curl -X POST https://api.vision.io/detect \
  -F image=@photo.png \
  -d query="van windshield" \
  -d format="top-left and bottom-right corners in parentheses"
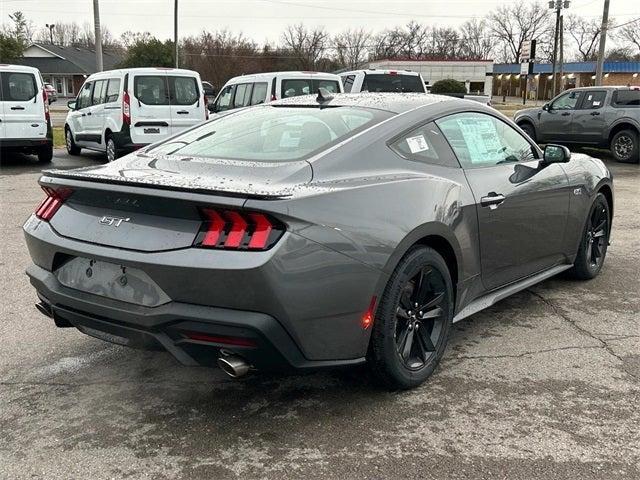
top-left (362, 74), bottom-right (425, 93)
top-left (148, 105), bottom-right (391, 162)
top-left (0, 72), bottom-right (37, 101)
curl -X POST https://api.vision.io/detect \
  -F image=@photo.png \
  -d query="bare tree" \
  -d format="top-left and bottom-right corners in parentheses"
top-left (615, 19), bottom-right (640, 56)
top-left (281, 24), bottom-right (329, 70)
top-left (488, 3), bottom-right (552, 63)
top-left (369, 22), bottom-right (430, 60)
top-left (565, 14), bottom-right (604, 61)
top-left (334, 28), bottom-right (370, 69)
top-left (431, 27), bottom-right (463, 59)
top-left (459, 19), bottom-right (494, 59)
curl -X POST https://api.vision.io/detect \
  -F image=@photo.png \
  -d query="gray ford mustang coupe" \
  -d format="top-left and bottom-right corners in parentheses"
top-left (24, 93), bottom-right (613, 389)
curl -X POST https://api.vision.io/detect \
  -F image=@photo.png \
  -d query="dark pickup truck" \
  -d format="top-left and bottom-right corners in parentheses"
top-left (514, 86), bottom-right (640, 163)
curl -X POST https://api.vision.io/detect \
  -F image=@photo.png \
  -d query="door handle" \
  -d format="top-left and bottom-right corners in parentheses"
top-left (590, 111), bottom-right (600, 116)
top-left (561, 112), bottom-right (571, 116)
top-left (480, 193), bottom-right (506, 209)
top-left (176, 110), bottom-right (189, 114)
top-left (87, 112), bottom-right (92, 116)
top-left (10, 106), bottom-right (25, 110)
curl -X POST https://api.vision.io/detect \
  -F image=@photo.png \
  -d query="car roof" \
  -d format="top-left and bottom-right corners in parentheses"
top-left (341, 69), bottom-right (421, 77)
top-left (270, 92), bottom-right (456, 114)
top-left (86, 67), bottom-right (201, 79)
top-left (226, 71), bottom-right (341, 83)
top-left (0, 64), bottom-right (41, 74)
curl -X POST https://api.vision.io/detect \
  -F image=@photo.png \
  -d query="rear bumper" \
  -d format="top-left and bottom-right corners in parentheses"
top-left (28, 263), bottom-right (365, 371)
top-left (0, 137), bottom-right (52, 149)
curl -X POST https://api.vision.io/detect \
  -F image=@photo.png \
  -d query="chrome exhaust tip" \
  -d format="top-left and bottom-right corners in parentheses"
top-left (217, 354), bottom-right (250, 378)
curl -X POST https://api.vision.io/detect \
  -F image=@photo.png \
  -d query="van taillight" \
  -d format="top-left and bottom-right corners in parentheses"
top-left (194, 208), bottom-right (284, 251)
top-left (35, 187), bottom-right (73, 221)
top-left (122, 90), bottom-right (131, 125)
top-left (42, 89), bottom-right (50, 122)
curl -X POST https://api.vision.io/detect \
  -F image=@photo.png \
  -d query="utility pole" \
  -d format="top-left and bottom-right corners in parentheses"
top-left (174, 0), bottom-right (179, 68)
top-left (45, 23), bottom-right (55, 45)
top-left (559, 15), bottom-right (564, 93)
top-left (93, 0), bottom-right (103, 72)
top-left (549, 1), bottom-right (570, 98)
top-left (595, 0), bottom-right (610, 86)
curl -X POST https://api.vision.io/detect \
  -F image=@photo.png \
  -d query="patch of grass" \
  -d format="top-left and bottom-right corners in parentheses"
top-left (52, 126), bottom-right (64, 148)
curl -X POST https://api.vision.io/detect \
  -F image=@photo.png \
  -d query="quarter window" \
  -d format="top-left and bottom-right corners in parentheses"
top-left (436, 112), bottom-right (537, 168)
top-left (612, 89), bottom-right (640, 106)
top-left (390, 122), bottom-right (459, 167)
top-left (342, 75), bottom-right (355, 93)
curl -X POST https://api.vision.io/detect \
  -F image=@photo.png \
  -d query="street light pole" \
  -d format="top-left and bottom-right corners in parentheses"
top-left (174, 0), bottom-right (179, 68)
top-left (93, 0), bottom-right (103, 72)
top-left (595, 0), bottom-right (610, 86)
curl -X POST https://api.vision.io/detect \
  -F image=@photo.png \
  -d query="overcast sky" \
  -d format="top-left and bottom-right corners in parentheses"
top-left (1, 0), bottom-right (638, 44)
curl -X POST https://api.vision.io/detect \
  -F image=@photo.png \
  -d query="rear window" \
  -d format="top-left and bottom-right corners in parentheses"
top-left (134, 75), bottom-right (168, 105)
top-left (0, 72), bottom-right (37, 101)
top-left (362, 74), bottom-right (425, 93)
top-left (613, 89), bottom-right (640, 107)
top-left (149, 106), bottom-right (390, 162)
top-left (281, 79), bottom-right (340, 98)
top-left (170, 76), bottom-right (199, 105)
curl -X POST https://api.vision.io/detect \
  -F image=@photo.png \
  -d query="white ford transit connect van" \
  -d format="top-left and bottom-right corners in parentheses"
top-left (65, 67), bottom-right (207, 162)
top-left (0, 64), bottom-right (53, 163)
top-left (340, 69), bottom-right (427, 94)
top-left (210, 71), bottom-right (343, 114)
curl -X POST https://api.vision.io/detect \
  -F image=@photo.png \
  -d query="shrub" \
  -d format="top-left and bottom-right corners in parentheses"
top-left (431, 79), bottom-right (467, 95)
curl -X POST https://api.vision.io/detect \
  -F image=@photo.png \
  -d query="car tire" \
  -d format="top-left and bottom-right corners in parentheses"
top-left (368, 246), bottom-right (454, 390)
top-left (106, 135), bottom-right (119, 162)
top-left (569, 193), bottom-right (610, 280)
top-left (610, 129), bottom-right (639, 163)
top-left (37, 145), bottom-right (53, 163)
top-left (519, 122), bottom-right (537, 143)
top-left (65, 128), bottom-right (81, 155)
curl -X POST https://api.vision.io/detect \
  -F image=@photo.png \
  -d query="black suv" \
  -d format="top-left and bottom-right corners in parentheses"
top-left (515, 86), bottom-right (640, 163)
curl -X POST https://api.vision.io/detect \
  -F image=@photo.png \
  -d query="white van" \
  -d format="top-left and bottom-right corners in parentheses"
top-left (0, 64), bottom-right (53, 163)
top-left (65, 67), bottom-right (208, 162)
top-left (340, 69), bottom-right (427, 94)
top-left (210, 71), bottom-right (343, 114)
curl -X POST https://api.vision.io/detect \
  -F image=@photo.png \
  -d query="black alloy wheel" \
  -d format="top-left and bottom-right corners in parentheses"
top-left (570, 193), bottom-right (610, 280)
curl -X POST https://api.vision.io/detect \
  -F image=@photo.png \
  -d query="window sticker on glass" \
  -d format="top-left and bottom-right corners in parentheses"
top-left (587, 94), bottom-right (593, 101)
top-left (593, 101), bottom-right (601, 106)
top-left (456, 118), bottom-right (502, 163)
top-left (406, 134), bottom-right (429, 153)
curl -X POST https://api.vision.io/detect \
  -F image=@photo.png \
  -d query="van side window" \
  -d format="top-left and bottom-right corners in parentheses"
top-left (170, 76), bottom-right (199, 105)
top-left (215, 85), bottom-right (235, 111)
top-left (76, 82), bottom-right (93, 109)
top-left (233, 84), bottom-right (252, 108)
top-left (134, 76), bottom-right (169, 105)
top-left (251, 82), bottom-right (268, 105)
top-left (342, 75), bottom-right (355, 93)
top-left (0, 72), bottom-right (37, 101)
top-left (105, 78), bottom-right (121, 103)
top-left (92, 80), bottom-right (106, 105)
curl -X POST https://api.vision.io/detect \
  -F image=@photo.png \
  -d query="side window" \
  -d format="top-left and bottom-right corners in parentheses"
top-left (105, 78), bottom-right (121, 103)
top-left (612, 89), bottom-right (640, 107)
top-left (313, 79), bottom-right (340, 94)
top-left (76, 82), bottom-right (93, 109)
top-left (436, 112), bottom-right (537, 168)
top-left (580, 91), bottom-right (606, 109)
top-left (134, 75), bottom-right (169, 105)
top-left (390, 122), bottom-right (459, 168)
top-left (342, 75), bottom-right (355, 93)
top-left (170, 76), bottom-right (199, 105)
top-left (250, 82), bottom-right (268, 105)
top-left (233, 83), bottom-right (252, 108)
top-left (551, 90), bottom-right (581, 110)
top-left (215, 84), bottom-right (235, 111)
top-left (91, 79), bottom-right (106, 105)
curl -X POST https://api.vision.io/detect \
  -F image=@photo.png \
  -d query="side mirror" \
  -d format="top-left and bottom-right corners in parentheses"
top-left (67, 100), bottom-right (77, 110)
top-left (542, 103), bottom-right (550, 111)
top-left (207, 103), bottom-right (217, 113)
top-left (543, 144), bottom-right (571, 164)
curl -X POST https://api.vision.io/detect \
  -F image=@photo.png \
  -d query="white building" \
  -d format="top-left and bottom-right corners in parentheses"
top-left (366, 59), bottom-right (494, 96)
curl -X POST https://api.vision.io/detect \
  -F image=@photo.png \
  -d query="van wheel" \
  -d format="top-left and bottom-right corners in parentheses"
top-left (106, 136), bottom-right (119, 162)
top-left (37, 145), bottom-right (53, 163)
top-left (65, 128), bottom-right (81, 155)
top-left (610, 129), bottom-right (639, 163)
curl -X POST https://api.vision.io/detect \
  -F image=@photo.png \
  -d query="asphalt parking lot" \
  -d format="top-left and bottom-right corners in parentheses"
top-left (1, 148), bottom-right (638, 479)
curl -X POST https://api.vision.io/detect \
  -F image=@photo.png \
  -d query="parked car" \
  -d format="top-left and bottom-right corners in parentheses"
top-left (201, 80), bottom-right (216, 101)
top-left (65, 67), bottom-right (208, 162)
top-left (0, 64), bottom-right (53, 163)
top-left (515, 86), bottom-right (640, 163)
top-left (25, 93), bottom-right (613, 389)
top-left (210, 71), bottom-right (343, 114)
top-left (43, 83), bottom-right (57, 103)
top-left (340, 69), bottom-right (427, 93)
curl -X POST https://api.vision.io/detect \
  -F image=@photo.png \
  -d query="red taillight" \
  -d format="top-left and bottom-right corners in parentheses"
top-left (42, 89), bottom-right (50, 122)
top-left (196, 208), bottom-right (284, 251)
top-left (183, 331), bottom-right (257, 347)
top-left (122, 90), bottom-right (131, 125)
top-left (35, 186), bottom-right (73, 221)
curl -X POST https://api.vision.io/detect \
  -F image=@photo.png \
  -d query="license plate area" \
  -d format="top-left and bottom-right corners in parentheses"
top-left (144, 127), bottom-right (160, 134)
top-left (55, 257), bottom-right (170, 307)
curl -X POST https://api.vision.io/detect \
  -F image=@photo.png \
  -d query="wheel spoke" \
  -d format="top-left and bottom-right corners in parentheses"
top-left (586, 241), bottom-right (593, 264)
top-left (593, 242), bottom-right (602, 260)
top-left (400, 328), bottom-right (415, 360)
top-left (399, 289), bottom-right (413, 310)
top-left (417, 326), bottom-right (436, 353)
top-left (593, 229), bottom-right (606, 238)
top-left (413, 267), bottom-right (431, 305)
top-left (419, 291), bottom-right (444, 312)
top-left (420, 307), bottom-right (443, 320)
top-left (396, 307), bottom-right (410, 320)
